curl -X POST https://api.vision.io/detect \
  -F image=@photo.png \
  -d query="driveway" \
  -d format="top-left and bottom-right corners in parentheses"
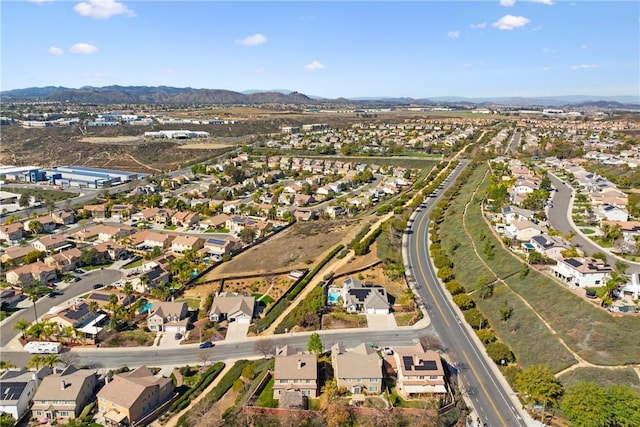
top-left (366, 313), bottom-right (397, 330)
top-left (225, 322), bottom-right (250, 341)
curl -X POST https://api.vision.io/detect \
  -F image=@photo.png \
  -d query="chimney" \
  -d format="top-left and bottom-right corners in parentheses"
top-left (297, 360), bottom-right (304, 369)
top-left (60, 380), bottom-right (66, 390)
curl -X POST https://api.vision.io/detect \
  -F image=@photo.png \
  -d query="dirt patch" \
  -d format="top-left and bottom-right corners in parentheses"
top-left (80, 136), bottom-right (142, 144)
top-left (209, 220), bottom-right (363, 278)
top-left (178, 142), bottom-right (235, 149)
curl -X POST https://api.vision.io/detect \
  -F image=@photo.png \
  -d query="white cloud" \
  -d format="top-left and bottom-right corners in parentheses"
top-left (255, 67), bottom-right (265, 74)
top-left (542, 47), bottom-right (556, 54)
top-left (74, 0), bottom-right (134, 19)
top-left (570, 64), bottom-right (597, 70)
top-left (530, 0), bottom-right (554, 5)
top-left (541, 66), bottom-right (551, 71)
top-left (304, 60), bottom-right (325, 72)
top-left (580, 44), bottom-right (588, 49)
top-left (500, 0), bottom-right (516, 7)
top-left (163, 69), bottom-right (174, 75)
top-left (470, 22), bottom-right (487, 29)
top-left (70, 43), bottom-right (98, 54)
top-left (29, 0), bottom-right (53, 4)
top-left (463, 63), bottom-right (473, 69)
top-left (492, 15), bottom-right (530, 30)
top-left (237, 33), bottom-right (267, 47)
top-left (48, 46), bottom-right (64, 56)
top-left (447, 31), bottom-right (460, 39)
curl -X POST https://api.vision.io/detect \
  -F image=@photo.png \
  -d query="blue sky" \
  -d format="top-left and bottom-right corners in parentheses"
top-left (2, 0), bottom-right (638, 98)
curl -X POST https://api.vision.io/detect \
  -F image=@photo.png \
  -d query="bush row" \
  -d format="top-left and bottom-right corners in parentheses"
top-left (169, 362), bottom-right (225, 413)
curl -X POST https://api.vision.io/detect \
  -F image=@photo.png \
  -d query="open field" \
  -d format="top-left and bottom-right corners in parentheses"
top-left (80, 136), bottom-right (142, 144)
top-left (209, 220), bottom-right (363, 278)
top-left (558, 367), bottom-right (640, 393)
top-left (440, 162), bottom-right (640, 367)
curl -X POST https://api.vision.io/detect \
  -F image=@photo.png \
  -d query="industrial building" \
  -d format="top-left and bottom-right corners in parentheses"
top-left (44, 166), bottom-right (143, 188)
top-left (0, 165), bottom-right (46, 182)
top-left (143, 130), bottom-right (209, 139)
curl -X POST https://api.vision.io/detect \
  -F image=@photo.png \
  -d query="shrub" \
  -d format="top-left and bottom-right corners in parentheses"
top-left (453, 294), bottom-right (475, 310)
top-left (486, 341), bottom-right (515, 364)
top-left (445, 280), bottom-right (466, 295)
top-left (475, 329), bottom-right (497, 344)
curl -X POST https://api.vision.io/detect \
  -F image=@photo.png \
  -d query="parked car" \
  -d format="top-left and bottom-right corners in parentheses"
top-left (199, 341), bottom-right (214, 349)
top-left (174, 333), bottom-right (182, 340)
top-left (92, 283), bottom-right (104, 289)
top-left (382, 347), bottom-right (394, 355)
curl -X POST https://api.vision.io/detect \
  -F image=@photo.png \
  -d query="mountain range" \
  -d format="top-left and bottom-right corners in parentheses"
top-left (1, 86), bottom-right (638, 108)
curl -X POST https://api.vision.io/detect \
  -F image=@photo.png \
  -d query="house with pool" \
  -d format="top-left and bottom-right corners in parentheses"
top-left (327, 276), bottom-right (390, 315)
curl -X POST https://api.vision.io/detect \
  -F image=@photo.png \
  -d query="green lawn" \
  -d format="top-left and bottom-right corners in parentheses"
top-left (254, 377), bottom-right (278, 408)
top-left (176, 298), bottom-right (201, 310)
top-left (122, 257), bottom-right (144, 269)
top-left (252, 293), bottom-right (274, 304)
top-left (579, 228), bottom-right (595, 235)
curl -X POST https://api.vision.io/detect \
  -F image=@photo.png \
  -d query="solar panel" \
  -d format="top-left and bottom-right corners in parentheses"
top-left (207, 238), bottom-right (226, 246)
top-left (415, 360), bottom-right (438, 371)
top-left (1, 382), bottom-right (27, 400)
top-left (402, 356), bottom-right (413, 371)
top-left (565, 258), bottom-right (582, 268)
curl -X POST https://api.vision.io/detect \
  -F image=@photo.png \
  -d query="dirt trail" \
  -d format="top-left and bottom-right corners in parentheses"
top-left (462, 165), bottom-right (639, 377)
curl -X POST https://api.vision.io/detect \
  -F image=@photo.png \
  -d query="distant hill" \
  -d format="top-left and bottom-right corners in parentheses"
top-left (1, 86), bottom-right (638, 108)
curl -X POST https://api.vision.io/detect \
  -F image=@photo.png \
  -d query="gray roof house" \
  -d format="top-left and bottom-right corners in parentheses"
top-left (331, 343), bottom-right (383, 394)
top-left (147, 302), bottom-right (189, 333)
top-left (31, 366), bottom-right (98, 423)
top-left (341, 277), bottom-right (390, 314)
top-left (273, 345), bottom-right (318, 400)
top-left (0, 368), bottom-right (51, 422)
top-left (208, 293), bottom-right (255, 324)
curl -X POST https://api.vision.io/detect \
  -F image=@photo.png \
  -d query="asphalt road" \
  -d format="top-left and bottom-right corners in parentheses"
top-left (546, 173), bottom-right (639, 274)
top-left (405, 163), bottom-right (527, 427)
top-left (0, 268), bottom-right (122, 348)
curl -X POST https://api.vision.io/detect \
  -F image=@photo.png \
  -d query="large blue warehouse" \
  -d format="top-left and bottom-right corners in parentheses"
top-left (44, 166), bottom-right (144, 188)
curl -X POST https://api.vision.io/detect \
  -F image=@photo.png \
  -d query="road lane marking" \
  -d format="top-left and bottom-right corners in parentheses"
top-left (463, 350), bottom-right (507, 427)
top-left (413, 209), bottom-right (449, 326)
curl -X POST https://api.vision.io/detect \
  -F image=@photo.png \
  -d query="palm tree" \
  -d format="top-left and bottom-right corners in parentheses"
top-left (14, 318), bottom-right (30, 339)
top-left (123, 282), bottom-right (134, 319)
top-left (24, 282), bottom-right (48, 323)
top-left (107, 294), bottom-right (119, 330)
top-left (88, 301), bottom-right (100, 344)
top-left (27, 355), bottom-right (45, 370)
top-left (0, 360), bottom-right (15, 371)
top-left (43, 354), bottom-right (60, 369)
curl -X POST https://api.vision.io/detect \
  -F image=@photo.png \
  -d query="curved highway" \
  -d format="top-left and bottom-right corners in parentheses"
top-left (405, 163), bottom-right (528, 427)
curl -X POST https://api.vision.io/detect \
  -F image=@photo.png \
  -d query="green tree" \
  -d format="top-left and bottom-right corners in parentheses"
top-left (307, 332), bottom-right (323, 355)
top-left (607, 385), bottom-right (640, 427)
top-left (241, 363), bottom-right (255, 380)
top-left (239, 227), bottom-right (256, 245)
top-left (27, 354), bottom-right (45, 370)
top-left (88, 301), bottom-right (100, 343)
top-left (515, 365), bottom-right (563, 410)
top-left (24, 283), bottom-right (49, 322)
top-left (452, 294), bottom-right (475, 310)
top-left (0, 412), bottom-right (16, 427)
top-left (485, 341), bottom-right (514, 364)
top-left (499, 302), bottom-right (513, 321)
top-left (43, 354), bottom-right (60, 368)
top-left (561, 382), bottom-right (611, 427)
top-left (14, 318), bottom-right (30, 339)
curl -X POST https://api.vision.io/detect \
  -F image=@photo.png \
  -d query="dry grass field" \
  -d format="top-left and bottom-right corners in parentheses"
top-left (208, 220), bottom-right (363, 279)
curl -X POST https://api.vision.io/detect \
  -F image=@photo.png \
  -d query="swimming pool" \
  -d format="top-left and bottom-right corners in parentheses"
top-left (327, 287), bottom-right (341, 305)
top-left (139, 302), bottom-right (153, 314)
top-left (522, 242), bottom-right (535, 251)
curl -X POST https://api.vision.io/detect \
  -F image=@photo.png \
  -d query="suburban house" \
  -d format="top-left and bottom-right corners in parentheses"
top-left (0, 288), bottom-right (24, 309)
top-left (94, 224), bottom-right (136, 242)
top-left (6, 262), bottom-right (58, 287)
top-left (208, 293), bottom-right (255, 324)
top-left (127, 263), bottom-right (171, 294)
top-left (146, 302), bottom-right (190, 334)
top-left (293, 209), bottom-right (316, 222)
top-left (24, 216), bottom-right (57, 233)
top-left (170, 211), bottom-right (199, 228)
top-left (529, 234), bottom-right (568, 260)
top-left (44, 247), bottom-right (83, 273)
top-left (43, 302), bottom-right (105, 338)
top-left (31, 366), bottom-right (98, 423)
top-left (331, 343), bottom-right (383, 394)
top-left (552, 257), bottom-right (613, 287)
top-left (85, 290), bottom-right (136, 309)
top-left (203, 236), bottom-right (242, 259)
top-left (81, 204), bottom-right (107, 219)
top-left (273, 345), bottom-right (318, 399)
top-left (109, 204), bottom-right (136, 221)
top-left (97, 366), bottom-right (174, 427)
top-left (199, 213), bottom-right (232, 230)
top-left (129, 230), bottom-right (174, 250)
top-left (621, 273), bottom-right (640, 299)
top-left (595, 204), bottom-right (629, 222)
top-left (51, 209), bottom-right (77, 225)
top-left (341, 277), bottom-right (390, 315)
top-left (392, 342), bottom-right (447, 398)
top-left (32, 234), bottom-right (71, 254)
top-left (0, 245), bottom-right (37, 266)
top-left (0, 368), bottom-right (51, 422)
top-left (93, 241), bottom-right (129, 261)
top-left (170, 235), bottom-right (204, 253)
top-left (0, 222), bottom-right (24, 243)
top-left (504, 220), bottom-right (544, 242)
